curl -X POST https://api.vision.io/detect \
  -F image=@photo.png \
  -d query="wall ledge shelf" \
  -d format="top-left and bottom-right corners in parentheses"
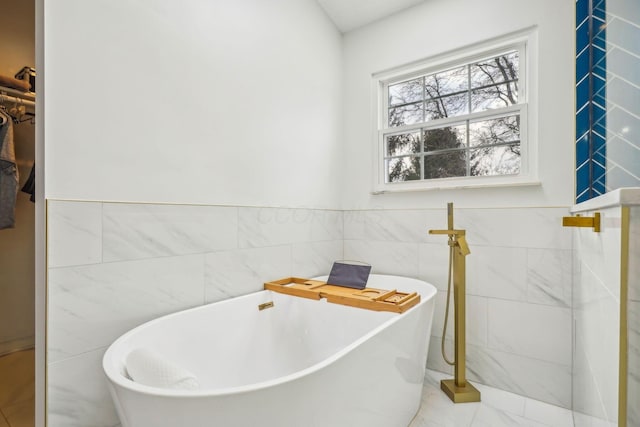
top-left (571, 188), bottom-right (640, 213)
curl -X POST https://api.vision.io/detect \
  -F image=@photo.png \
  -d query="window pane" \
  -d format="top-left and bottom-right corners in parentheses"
top-left (470, 51), bottom-right (519, 88)
top-left (387, 156), bottom-right (422, 182)
top-left (469, 115), bottom-right (520, 147)
top-left (425, 93), bottom-right (469, 120)
top-left (386, 132), bottom-right (421, 156)
top-left (423, 124), bottom-right (467, 152)
top-left (389, 78), bottom-right (423, 106)
top-left (470, 144), bottom-right (520, 176)
top-left (424, 151), bottom-right (467, 179)
top-left (389, 102), bottom-right (423, 127)
top-left (425, 65), bottom-right (468, 98)
top-left (471, 82), bottom-right (518, 112)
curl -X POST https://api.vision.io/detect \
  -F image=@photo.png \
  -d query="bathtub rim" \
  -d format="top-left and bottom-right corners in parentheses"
top-left (102, 274), bottom-right (437, 399)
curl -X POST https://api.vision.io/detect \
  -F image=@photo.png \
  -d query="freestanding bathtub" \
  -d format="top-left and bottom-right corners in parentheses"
top-left (103, 274), bottom-right (437, 427)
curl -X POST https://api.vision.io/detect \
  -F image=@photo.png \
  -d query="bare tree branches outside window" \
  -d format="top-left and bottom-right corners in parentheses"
top-left (384, 50), bottom-right (521, 182)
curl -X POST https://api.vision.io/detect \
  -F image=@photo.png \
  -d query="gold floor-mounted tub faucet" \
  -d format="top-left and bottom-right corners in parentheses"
top-left (429, 203), bottom-right (481, 403)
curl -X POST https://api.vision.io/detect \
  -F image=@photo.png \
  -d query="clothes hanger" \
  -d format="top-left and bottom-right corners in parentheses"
top-left (0, 94), bottom-right (8, 126)
top-left (9, 98), bottom-right (25, 123)
top-left (0, 93), bottom-right (33, 125)
top-left (18, 112), bottom-right (35, 125)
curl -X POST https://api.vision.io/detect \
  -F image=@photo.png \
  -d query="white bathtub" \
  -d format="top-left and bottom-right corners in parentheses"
top-left (103, 274), bottom-right (437, 427)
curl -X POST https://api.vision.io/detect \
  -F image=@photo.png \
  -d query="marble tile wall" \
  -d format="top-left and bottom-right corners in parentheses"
top-left (46, 200), bottom-right (343, 427)
top-left (343, 207), bottom-right (573, 408)
top-left (572, 205), bottom-right (621, 426)
top-left (47, 201), bottom-right (577, 425)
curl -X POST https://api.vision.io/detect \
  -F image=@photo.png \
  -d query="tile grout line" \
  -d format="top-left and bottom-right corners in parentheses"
top-left (605, 100), bottom-right (640, 122)
top-left (607, 13), bottom-right (640, 32)
top-left (606, 72), bottom-right (640, 93)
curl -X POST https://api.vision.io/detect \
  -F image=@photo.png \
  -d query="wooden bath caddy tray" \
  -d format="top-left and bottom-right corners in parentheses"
top-left (264, 277), bottom-right (420, 313)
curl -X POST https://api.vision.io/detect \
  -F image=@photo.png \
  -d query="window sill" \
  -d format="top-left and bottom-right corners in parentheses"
top-left (371, 175), bottom-right (541, 194)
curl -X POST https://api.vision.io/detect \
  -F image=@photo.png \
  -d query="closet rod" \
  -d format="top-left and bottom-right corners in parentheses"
top-left (0, 85), bottom-right (36, 110)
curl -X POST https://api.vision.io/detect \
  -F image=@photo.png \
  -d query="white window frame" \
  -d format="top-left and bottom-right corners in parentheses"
top-left (371, 29), bottom-right (539, 193)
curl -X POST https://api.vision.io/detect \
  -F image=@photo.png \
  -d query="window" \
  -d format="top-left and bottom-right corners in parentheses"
top-left (373, 34), bottom-right (536, 192)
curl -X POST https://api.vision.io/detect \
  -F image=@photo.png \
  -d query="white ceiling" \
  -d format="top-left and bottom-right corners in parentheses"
top-left (316, 0), bottom-right (427, 33)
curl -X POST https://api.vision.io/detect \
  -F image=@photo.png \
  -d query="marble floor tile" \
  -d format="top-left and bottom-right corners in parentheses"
top-left (411, 370), bottom-right (574, 427)
top-left (0, 350), bottom-right (34, 408)
top-left (2, 399), bottom-right (34, 427)
top-left (410, 386), bottom-right (479, 427)
top-left (471, 404), bottom-right (548, 427)
top-left (524, 398), bottom-right (575, 427)
top-left (474, 381), bottom-right (526, 416)
top-left (571, 412), bottom-right (616, 427)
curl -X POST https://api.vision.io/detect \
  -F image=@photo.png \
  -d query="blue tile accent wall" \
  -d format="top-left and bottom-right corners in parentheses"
top-left (576, 0), bottom-right (640, 202)
top-left (575, 0), bottom-right (607, 203)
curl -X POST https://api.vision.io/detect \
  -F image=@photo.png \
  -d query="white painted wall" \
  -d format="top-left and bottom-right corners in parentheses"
top-left (342, 0), bottom-right (575, 209)
top-left (44, 0), bottom-right (343, 209)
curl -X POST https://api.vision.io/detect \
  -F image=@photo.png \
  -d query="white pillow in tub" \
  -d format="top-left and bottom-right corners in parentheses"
top-left (125, 348), bottom-right (200, 390)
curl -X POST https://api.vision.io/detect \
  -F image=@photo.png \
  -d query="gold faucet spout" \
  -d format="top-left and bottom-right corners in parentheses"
top-left (430, 202), bottom-right (479, 403)
top-left (428, 229), bottom-right (470, 256)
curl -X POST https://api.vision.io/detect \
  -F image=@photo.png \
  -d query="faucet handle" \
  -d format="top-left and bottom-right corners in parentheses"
top-left (429, 229), bottom-right (465, 235)
top-left (457, 235), bottom-right (471, 256)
